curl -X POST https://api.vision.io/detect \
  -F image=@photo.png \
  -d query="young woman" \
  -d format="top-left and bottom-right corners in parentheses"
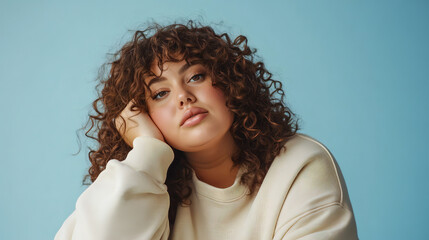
top-left (55, 22), bottom-right (358, 239)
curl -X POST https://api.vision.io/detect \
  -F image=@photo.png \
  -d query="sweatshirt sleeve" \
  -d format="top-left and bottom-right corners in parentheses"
top-left (55, 136), bottom-right (174, 240)
top-left (272, 135), bottom-right (358, 240)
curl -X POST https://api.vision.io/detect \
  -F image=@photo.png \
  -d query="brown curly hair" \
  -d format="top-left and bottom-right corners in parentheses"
top-left (83, 21), bottom-right (299, 225)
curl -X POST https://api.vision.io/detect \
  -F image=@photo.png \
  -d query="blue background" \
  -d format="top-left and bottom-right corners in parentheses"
top-left (1, 0), bottom-right (428, 239)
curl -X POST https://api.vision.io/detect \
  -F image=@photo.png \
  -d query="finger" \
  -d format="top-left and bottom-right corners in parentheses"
top-left (115, 100), bottom-right (135, 131)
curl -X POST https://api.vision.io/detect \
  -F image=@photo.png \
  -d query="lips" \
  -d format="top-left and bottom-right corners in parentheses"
top-left (180, 107), bottom-right (208, 126)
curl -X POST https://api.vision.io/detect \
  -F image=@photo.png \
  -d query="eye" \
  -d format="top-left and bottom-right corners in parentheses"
top-left (189, 73), bottom-right (205, 82)
top-left (151, 90), bottom-right (168, 100)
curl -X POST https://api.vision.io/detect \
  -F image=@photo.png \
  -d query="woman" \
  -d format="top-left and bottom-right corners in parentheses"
top-left (56, 21), bottom-right (358, 239)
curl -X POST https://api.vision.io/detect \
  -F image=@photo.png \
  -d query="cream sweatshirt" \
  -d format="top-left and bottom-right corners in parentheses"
top-left (55, 134), bottom-right (358, 240)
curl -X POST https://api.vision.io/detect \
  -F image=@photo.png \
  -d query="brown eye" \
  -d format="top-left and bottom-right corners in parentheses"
top-left (152, 91), bottom-right (168, 100)
top-left (189, 74), bottom-right (205, 82)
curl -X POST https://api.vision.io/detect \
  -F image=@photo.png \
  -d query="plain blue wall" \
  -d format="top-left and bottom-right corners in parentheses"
top-left (1, 0), bottom-right (428, 239)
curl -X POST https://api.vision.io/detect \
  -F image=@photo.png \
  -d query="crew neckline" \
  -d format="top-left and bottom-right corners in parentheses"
top-left (191, 167), bottom-right (248, 203)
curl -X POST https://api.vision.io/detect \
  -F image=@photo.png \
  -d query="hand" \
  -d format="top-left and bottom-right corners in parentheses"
top-left (115, 100), bottom-right (165, 147)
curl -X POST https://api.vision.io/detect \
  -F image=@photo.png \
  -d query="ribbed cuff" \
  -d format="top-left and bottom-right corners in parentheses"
top-left (122, 137), bottom-right (174, 183)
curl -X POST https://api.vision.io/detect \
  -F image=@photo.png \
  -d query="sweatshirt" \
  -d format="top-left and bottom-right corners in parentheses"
top-left (55, 133), bottom-right (358, 240)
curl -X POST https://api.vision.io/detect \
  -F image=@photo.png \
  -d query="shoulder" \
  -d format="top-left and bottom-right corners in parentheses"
top-left (281, 133), bottom-right (335, 163)
top-left (275, 133), bottom-right (341, 178)
top-left (271, 133), bottom-right (341, 184)
top-left (255, 133), bottom-right (357, 237)
top-left (267, 133), bottom-right (354, 217)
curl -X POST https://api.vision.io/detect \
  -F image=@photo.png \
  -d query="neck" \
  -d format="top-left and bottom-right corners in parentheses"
top-left (184, 133), bottom-right (239, 188)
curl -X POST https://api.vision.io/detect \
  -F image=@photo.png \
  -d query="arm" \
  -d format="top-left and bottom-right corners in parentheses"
top-left (272, 135), bottom-right (358, 240)
top-left (55, 136), bottom-right (174, 240)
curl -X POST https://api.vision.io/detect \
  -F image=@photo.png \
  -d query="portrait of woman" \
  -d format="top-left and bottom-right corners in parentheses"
top-left (1, 1), bottom-right (428, 240)
top-left (54, 22), bottom-right (358, 239)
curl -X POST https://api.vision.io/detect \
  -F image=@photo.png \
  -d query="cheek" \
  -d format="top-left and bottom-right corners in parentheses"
top-left (200, 86), bottom-right (233, 121)
top-left (201, 85), bottom-right (228, 105)
top-left (148, 108), bottom-right (172, 133)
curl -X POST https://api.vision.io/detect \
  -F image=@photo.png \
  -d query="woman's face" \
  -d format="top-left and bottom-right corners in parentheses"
top-left (144, 60), bottom-right (235, 152)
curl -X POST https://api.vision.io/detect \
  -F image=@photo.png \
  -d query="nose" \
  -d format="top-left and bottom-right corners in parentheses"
top-left (177, 88), bottom-right (196, 107)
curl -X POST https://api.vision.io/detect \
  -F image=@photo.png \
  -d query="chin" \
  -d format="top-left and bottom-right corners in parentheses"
top-left (163, 123), bottom-right (231, 152)
top-left (166, 134), bottom-right (218, 152)
top-left (167, 140), bottom-right (209, 153)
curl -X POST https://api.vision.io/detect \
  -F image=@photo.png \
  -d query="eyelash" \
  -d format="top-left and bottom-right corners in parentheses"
top-left (151, 73), bottom-right (205, 100)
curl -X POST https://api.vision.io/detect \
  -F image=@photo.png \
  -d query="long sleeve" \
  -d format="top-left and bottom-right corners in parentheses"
top-left (55, 136), bottom-right (174, 240)
top-left (271, 134), bottom-right (358, 240)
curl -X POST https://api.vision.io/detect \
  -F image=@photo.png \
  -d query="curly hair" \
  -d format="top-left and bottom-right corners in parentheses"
top-left (83, 21), bottom-right (299, 225)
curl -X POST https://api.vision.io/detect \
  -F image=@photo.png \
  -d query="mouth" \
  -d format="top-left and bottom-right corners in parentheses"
top-left (182, 112), bottom-right (208, 127)
top-left (180, 107), bottom-right (209, 126)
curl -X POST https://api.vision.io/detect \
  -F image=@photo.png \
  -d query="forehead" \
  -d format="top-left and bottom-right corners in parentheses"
top-left (144, 58), bottom-right (206, 82)
top-left (149, 60), bottom-right (189, 75)
top-left (144, 64), bottom-right (186, 88)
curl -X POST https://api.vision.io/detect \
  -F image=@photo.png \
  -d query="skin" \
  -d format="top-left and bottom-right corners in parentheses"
top-left (116, 60), bottom-right (239, 188)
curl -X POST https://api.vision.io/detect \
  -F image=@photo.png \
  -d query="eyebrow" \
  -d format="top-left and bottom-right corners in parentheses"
top-left (146, 62), bottom-right (192, 88)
